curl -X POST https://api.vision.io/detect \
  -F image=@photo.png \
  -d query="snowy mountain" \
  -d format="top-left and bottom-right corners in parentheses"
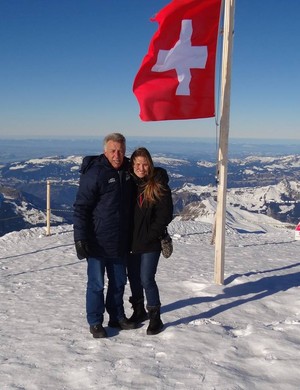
top-left (0, 154), bottom-right (299, 236)
top-left (173, 179), bottom-right (300, 225)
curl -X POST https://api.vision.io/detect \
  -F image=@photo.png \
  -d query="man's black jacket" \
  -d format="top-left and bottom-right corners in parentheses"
top-left (73, 154), bottom-right (134, 258)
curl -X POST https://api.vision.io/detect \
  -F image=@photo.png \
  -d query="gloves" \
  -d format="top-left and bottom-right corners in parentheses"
top-left (75, 240), bottom-right (90, 260)
top-left (161, 233), bottom-right (173, 259)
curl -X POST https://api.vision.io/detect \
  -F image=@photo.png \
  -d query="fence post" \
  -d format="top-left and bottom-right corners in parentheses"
top-left (46, 180), bottom-right (51, 236)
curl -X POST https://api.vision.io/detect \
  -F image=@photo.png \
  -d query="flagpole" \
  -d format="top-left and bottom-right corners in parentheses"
top-left (214, 0), bottom-right (235, 285)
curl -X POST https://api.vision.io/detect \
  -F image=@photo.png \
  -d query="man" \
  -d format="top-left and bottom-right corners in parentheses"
top-left (73, 133), bottom-right (136, 338)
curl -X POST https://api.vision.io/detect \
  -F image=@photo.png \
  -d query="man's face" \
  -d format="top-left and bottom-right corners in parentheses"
top-left (104, 140), bottom-right (125, 169)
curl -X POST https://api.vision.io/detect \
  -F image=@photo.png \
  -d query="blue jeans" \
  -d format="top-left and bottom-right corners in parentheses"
top-left (127, 252), bottom-right (161, 307)
top-left (86, 257), bottom-right (127, 326)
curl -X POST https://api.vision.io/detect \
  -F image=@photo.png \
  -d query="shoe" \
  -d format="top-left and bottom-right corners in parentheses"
top-left (108, 317), bottom-right (137, 330)
top-left (89, 324), bottom-right (107, 338)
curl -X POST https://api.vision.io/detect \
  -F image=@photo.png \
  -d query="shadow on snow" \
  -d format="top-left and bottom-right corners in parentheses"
top-left (163, 263), bottom-right (300, 328)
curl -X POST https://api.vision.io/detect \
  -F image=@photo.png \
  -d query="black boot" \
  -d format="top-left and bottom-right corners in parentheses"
top-left (108, 317), bottom-right (137, 330)
top-left (128, 297), bottom-right (148, 323)
top-left (89, 324), bottom-right (107, 338)
top-left (146, 306), bottom-right (164, 335)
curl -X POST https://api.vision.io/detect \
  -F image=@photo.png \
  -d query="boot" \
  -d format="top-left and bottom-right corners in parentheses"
top-left (128, 297), bottom-right (148, 323)
top-left (146, 306), bottom-right (164, 335)
top-left (108, 317), bottom-right (137, 330)
top-left (89, 324), bottom-right (107, 338)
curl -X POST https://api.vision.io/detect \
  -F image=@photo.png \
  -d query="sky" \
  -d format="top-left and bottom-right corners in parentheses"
top-left (0, 0), bottom-right (299, 140)
top-left (1, 214), bottom-right (300, 389)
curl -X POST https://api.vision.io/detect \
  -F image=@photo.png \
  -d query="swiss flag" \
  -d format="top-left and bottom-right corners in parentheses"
top-left (133, 0), bottom-right (222, 121)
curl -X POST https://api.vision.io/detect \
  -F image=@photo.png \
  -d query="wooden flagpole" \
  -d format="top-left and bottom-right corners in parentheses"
top-left (46, 180), bottom-right (51, 236)
top-left (214, 0), bottom-right (235, 285)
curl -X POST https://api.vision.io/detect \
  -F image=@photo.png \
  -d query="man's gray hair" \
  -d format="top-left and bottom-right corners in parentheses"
top-left (103, 133), bottom-right (126, 150)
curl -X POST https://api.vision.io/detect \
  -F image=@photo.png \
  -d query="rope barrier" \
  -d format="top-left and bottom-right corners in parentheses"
top-left (0, 215), bottom-right (26, 222)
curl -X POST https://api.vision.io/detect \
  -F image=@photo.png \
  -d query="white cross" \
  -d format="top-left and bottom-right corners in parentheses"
top-left (152, 19), bottom-right (208, 96)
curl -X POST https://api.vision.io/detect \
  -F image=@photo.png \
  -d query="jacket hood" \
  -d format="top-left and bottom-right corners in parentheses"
top-left (80, 155), bottom-right (102, 174)
top-left (154, 167), bottom-right (169, 185)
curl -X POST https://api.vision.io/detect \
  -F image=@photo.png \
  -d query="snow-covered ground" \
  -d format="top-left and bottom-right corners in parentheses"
top-left (0, 218), bottom-right (299, 389)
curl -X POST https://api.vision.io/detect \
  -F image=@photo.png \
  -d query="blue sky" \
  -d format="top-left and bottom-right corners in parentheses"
top-left (1, 0), bottom-right (299, 140)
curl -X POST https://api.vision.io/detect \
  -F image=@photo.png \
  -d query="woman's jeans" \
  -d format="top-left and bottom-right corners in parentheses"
top-left (127, 251), bottom-right (161, 307)
top-left (86, 257), bottom-right (127, 326)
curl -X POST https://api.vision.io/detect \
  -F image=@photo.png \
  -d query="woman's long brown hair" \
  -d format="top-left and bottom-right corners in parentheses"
top-left (130, 147), bottom-right (166, 205)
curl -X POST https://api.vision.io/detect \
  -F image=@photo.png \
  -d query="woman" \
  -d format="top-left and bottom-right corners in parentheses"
top-left (127, 147), bottom-right (173, 335)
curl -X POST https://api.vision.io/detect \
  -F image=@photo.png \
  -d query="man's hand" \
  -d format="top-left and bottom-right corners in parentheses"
top-left (75, 240), bottom-right (90, 260)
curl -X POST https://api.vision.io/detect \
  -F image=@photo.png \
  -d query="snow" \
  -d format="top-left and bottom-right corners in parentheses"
top-left (237, 155), bottom-right (300, 168)
top-left (152, 156), bottom-right (190, 166)
top-left (197, 161), bottom-right (216, 168)
top-left (9, 156), bottom-right (83, 171)
top-left (175, 181), bottom-right (300, 216)
top-left (1, 218), bottom-right (300, 390)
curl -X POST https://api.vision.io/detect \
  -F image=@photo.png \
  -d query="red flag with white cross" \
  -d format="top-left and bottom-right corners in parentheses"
top-left (133, 0), bottom-right (222, 121)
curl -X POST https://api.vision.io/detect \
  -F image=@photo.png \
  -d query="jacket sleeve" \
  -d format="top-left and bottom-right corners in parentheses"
top-left (73, 167), bottom-right (100, 242)
top-left (146, 184), bottom-right (173, 243)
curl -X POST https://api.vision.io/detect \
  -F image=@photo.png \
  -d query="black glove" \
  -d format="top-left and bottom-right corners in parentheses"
top-left (161, 233), bottom-right (173, 259)
top-left (75, 240), bottom-right (90, 260)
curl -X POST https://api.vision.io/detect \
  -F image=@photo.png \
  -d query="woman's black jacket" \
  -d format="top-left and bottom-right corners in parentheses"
top-left (131, 167), bottom-right (173, 254)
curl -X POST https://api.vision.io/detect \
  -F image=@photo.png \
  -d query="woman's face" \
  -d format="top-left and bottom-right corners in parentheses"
top-left (133, 156), bottom-right (150, 178)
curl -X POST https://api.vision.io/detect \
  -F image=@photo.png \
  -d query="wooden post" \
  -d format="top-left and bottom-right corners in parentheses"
top-left (46, 180), bottom-right (51, 236)
top-left (214, 0), bottom-right (235, 284)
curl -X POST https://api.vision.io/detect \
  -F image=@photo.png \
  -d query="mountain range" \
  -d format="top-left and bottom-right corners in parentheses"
top-left (0, 152), bottom-right (299, 236)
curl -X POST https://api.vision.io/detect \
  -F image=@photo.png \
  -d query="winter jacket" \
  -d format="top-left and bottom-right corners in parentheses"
top-left (131, 167), bottom-right (173, 254)
top-left (73, 154), bottom-right (134, 258)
